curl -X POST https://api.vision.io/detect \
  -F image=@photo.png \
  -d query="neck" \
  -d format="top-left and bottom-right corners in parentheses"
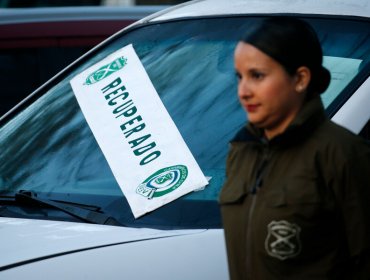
top-left (263, 110), bottom-right (300, 140)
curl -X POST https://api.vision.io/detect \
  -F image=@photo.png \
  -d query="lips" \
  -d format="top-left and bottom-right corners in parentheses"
top-left (245, 104), bottom-right (260, 112)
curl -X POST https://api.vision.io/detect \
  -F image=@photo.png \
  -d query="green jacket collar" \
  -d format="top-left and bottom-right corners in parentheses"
top-left (232, 97), bottom-right (328, 147)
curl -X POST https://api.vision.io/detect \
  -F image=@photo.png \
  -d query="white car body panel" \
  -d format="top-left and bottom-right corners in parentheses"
top-left (332, 77), bottom-right (370, 134)
top-left (0, 218), bottom-right (228, 279)
top-left (148, 0), bottom-right (370, 22)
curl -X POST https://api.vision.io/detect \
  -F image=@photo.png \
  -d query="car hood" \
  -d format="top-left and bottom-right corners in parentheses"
top-left (0, 217), bottom-right (204, 270)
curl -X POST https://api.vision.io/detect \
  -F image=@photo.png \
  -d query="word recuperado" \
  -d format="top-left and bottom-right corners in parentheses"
top-left (101, 77), bottom-right (161, 165)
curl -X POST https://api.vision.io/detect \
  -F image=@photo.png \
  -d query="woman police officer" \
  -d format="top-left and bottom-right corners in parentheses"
top-left (219, 17), bottom-right (370, 279)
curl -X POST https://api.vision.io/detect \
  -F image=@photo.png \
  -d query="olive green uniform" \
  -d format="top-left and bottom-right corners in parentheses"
top-left (219, 97), bottom-right (370, 279)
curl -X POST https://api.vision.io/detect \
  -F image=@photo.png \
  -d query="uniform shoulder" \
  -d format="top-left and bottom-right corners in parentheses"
top-left (313, 119), bottom-right (370, 158)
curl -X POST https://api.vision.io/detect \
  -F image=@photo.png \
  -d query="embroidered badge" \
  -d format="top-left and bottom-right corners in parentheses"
top-left (265, 220), bottom-right (301, 260)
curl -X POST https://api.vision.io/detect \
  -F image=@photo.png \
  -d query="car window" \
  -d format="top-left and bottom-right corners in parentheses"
top-left (0, 16), bottom-right (369, 229)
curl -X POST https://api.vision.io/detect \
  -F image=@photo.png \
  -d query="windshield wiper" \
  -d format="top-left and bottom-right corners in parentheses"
top-left (4, 190), bottom-right (123, 226)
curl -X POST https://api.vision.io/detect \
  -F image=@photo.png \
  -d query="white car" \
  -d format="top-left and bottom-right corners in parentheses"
top-left (0, 0), bottom-right (369, 279)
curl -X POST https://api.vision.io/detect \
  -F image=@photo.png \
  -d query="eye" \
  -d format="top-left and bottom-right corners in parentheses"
top-left (250, 70), bottom-right (265, 80)
top-left (235, 71), bottom-right (241, 81)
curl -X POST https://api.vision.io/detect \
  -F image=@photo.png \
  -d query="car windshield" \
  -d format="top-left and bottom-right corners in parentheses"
top-left (0, 16), bottom-right (369, 229)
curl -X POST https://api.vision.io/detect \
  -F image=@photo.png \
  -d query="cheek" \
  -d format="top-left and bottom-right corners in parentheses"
top-left (263, 79), bottom-right (286, 96)
top-left (261, 77), bottom-right (295, 103)
top-left (260, 82), bottom-right (297, 117)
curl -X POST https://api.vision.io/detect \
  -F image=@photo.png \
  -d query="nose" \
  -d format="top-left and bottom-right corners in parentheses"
top-left (238, 78), bottom-right (252, 100)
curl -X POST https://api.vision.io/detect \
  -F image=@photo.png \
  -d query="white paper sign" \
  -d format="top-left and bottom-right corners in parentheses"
top-left (70, 44), bottom-right (208, 218)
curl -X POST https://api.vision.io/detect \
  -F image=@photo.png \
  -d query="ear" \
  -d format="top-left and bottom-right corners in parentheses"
top-left (294, 66), bottom-right (311, 93)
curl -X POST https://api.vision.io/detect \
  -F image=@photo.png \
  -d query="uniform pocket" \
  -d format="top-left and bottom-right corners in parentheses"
top-left (219, 178), bottom-right (248, 205)
top-left (265, 179), bottom-right (321, 207)
top-left (265, 189), bottom-right (286, 207)
top-left (264, 180), bottom-right (323, 225)
top-left (285, 179), bottom-right (321, 205)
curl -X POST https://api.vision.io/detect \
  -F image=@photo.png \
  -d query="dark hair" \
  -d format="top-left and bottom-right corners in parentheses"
top-left (241, 17), bottom-right (331, 95)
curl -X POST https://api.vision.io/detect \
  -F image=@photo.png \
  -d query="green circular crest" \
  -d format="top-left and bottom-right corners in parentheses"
top-left (136, 165), bottom-right (188, 199)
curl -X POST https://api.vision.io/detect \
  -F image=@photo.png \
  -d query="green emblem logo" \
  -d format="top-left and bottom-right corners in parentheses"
top-left (84, 56), bottom-right (127, 85)
top-left (136, 165), bottom-right (188, 199)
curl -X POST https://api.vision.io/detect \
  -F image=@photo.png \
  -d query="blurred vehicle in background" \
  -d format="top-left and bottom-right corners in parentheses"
top-left (0, 0), bottom-right (186, 8)
top-left (0, 0), bottom-right (101, 7)
top-left (0, 5), bottom-right (167, 115)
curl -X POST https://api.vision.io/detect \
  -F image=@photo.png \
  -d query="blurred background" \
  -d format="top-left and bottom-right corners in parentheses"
top-left (0, 0), bottom-right (187, 6)
top-left (0, 0), bottom-right (186, 116)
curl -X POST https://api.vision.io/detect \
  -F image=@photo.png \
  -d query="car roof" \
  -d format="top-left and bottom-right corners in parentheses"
top-left (0, 5), bottom-right (167, 24)
top-left (0, 6), bottom-right (168, 48)
top-left (147, 0), bottom-right (370, 22)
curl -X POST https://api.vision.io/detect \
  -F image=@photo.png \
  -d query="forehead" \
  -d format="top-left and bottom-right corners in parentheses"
top-left (234, 42), bottom-right (277, 68)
